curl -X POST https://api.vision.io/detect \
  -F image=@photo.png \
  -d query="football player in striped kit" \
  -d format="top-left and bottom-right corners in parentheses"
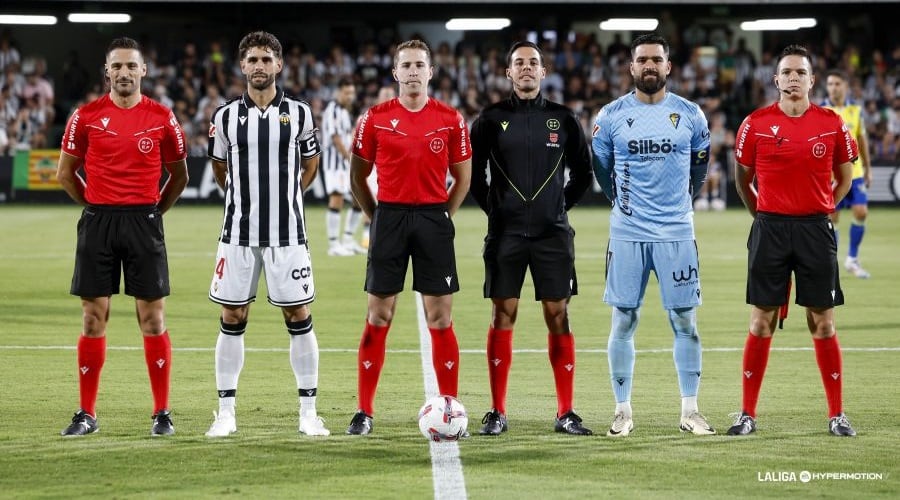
top-left (205, 31), bottom-right (329, 437)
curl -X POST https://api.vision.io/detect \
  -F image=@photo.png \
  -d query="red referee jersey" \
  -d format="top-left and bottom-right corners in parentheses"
top-left (734, 102), bottom-right (858, 216)
top-left (352, 97), bottom-right (471, 205)
top-left (61, 94), bottom-right (187, 205)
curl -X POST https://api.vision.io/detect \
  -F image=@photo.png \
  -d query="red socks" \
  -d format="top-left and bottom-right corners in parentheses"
top-left (486, 328), bottom-right (513, 414)
top-left (741, 333), bottom-right (772, 418)
top-left (429, 324), bottom-right (459, 398)
top-left (357, 321), bottom-right (389, 415)
top-left (143, 331), bottom-right (172, 413)
top-left (77, 335), bottom-right (106, 417)
top-left (814, 335), bottom-right (844, 418)
top-left (548, 332), bottom-right (575, 417)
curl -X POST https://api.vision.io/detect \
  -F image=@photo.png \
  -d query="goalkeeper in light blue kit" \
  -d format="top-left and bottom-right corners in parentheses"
top-left (591, 33), bottom-right (714, 437)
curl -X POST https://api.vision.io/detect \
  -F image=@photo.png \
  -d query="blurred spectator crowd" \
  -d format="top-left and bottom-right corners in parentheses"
top-left (2, 25), bottom-right (899, 169)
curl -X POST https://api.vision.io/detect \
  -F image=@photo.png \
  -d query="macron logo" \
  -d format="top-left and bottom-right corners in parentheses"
top-left (80, 366), bottom-right (89, 375)
top-left (744, 370), bottom-right (753, 379)
top-left (100, 117), bottom-right (110, 128)
top-left (831, 372), bottom-right (840, 380)
top-left (390, 119), bottom-right (400, 129)
top-left (362, 360), bottom-right (372, 369)
top-left (444, 361), bottom-right (455, 370)
top-left (156, 359), bottom-right (166, 369)
top-left (491, 358), bottom-right (502, 367)
top-left (565, 363), bottom-right (574, 372)
top-left (445, 276), bottom-right (453, 288)
top-left (239, 116), bottom-right (248, 126)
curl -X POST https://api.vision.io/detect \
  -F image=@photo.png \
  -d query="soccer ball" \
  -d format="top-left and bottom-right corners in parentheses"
top-left (417, 395), bottom-right (468, 442)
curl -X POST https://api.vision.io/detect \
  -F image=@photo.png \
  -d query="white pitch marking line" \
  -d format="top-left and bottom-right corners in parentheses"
top-left (415, 292), bottom-right (467, 500)
top-left (2, 346), bottom-right (897, 353)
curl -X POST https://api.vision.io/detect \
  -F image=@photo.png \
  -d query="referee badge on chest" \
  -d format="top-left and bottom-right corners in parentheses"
top-left (279, 112), bottom-right (291, 126)
top-left (138, 137), bottom-right (154, 154)
top-left (429, 137), bottom-right (445, 153)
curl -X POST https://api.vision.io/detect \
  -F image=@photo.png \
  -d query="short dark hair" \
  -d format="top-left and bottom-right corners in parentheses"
top-left (336, 76), bottom-right (354, 88)
top-left (776, 44), bottom-right (812, 70)
top-left (106, 37), bottom-right (140, 58)
top-left (506, 41), bottom-right (543, 67)
top-left (238, 31), bottom-right (283, 61)
top-left (630, 33), bottom-right (669, 59)
top-left (825, 68), bottom-right (847, 81)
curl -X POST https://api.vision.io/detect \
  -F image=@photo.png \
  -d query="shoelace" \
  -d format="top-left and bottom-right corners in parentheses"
top-left (728, 412), bottom-right (747, 424)
top-left (482, 411), bottom-right (499, 424)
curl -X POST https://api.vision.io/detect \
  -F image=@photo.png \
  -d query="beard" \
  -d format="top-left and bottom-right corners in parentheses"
top-left (248, 73), bottom-right (276, 91)
top-left (111, 79), bottom-right (138, 98)
top-left (635, 71), bottom-right (666, 95)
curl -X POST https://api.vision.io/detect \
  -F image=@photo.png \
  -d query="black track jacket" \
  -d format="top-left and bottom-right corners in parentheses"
top-left (470, 92), bottom-right (593, 237)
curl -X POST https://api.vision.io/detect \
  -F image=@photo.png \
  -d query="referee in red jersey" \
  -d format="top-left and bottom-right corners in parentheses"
top-left (729, 44), bottom-right (857, 437)
top-left (346, 39), bottom-right (472, 435)
top-left (56, 37), bottom-right (188, 437)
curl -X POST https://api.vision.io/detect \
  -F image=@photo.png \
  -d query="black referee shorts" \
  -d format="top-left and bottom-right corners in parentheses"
top-left (70, 205), bottom-right (170, 299)
top-left (483, 228), bottom-right (577, 301)
top-left (365, 202), bottom-right (458, 296)
top-left (746, 212), bottom-right (843, 309)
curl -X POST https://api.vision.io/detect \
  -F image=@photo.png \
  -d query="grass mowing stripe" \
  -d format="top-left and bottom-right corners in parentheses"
top-left (416, 292), bottom-right (468, 500)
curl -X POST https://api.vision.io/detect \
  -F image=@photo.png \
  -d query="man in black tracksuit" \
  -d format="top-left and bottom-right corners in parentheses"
top-left (469, 41), bottom-right (594, 437)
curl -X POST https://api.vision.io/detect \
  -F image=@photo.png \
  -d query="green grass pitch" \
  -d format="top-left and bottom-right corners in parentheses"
top-left (1, 203), bottom-right (898, 498)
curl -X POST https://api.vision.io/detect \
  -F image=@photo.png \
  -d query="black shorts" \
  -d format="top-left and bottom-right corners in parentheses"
top-left (483, 229), bottom-right (577, 301)
top-left (365, 202), bottom-right (458, 295)
top-left (70, 205), bottom-right (170, 299)
top-left (746, 212), bottom-right (843, 308)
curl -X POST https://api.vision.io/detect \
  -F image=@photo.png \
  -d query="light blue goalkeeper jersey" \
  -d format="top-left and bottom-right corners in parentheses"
top-left (592, 91), bottom-right (710, 242)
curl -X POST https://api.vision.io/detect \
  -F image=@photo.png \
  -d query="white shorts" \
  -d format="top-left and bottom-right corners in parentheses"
top-left (209, 243), bottom-right (315, 307)
top-left (323, 153), bottom-right (351, 196)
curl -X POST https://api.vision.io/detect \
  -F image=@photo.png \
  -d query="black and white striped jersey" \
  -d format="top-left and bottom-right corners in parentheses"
top-left (208, 88), bottom-right (321, 247)
top-left (320, 99), bottom-right (353, 171)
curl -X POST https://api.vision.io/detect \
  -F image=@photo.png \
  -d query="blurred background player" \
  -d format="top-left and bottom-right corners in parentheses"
top-left (322, 77), bottom-right (365, 256)
top-left (205, 31), bottom-right (329, 438)
top-left (56, 36), bottom-right (188, 437)
top-left (693, 110), bottom-right (732, 212)
top-left (823, 69), bottom-right (872, 279)
top-left (469, 41), bottom-right (594, 436)
top-left (592, 33), bottom-right (715, 438)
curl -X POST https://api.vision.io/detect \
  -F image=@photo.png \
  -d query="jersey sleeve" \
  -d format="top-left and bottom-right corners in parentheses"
top-left (298, 103), bottom-right (321, 160)
top-left (835, 117), bottom-right (859, 165)
top-left (208, 107), bottom-right (227, 162)
top-left (563, 110), bottom-right (593, 210)
top-left (60, 107), bottom-right (87, 159)
top-left (352, 108), bottom-right (375, 162)
top-left (691, 104), bottom-right (711, 156)
top-left (591, 106), bottom-right (615, 199)
top-left (733, 115), bottom-right (755, 167)
top-left (448, 111), bottom-right (472, 164)
top-left (160, 110), bottom-right (187, 163)
top-left (468, 113), bottom-right (491, 212)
